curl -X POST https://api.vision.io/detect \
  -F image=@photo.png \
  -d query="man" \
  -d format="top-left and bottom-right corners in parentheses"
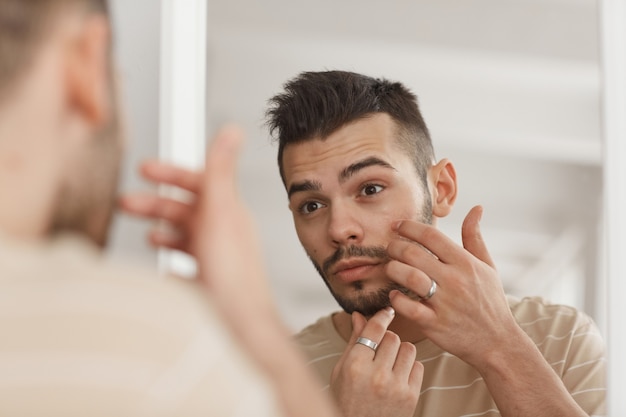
top-left (0, 1), bottom-right (341, 416)
top-left (125, 70), bottom-right (606, 417)
top-left (265, 70), bottom-right (607, 417)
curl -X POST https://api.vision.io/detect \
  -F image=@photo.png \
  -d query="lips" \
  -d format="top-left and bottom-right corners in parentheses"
top-left (331, 258), bottom-right (383, 283)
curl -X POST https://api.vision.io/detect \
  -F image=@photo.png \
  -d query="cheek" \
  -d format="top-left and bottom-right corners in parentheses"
top-left (372, 204), bottom-right (415, 227)
top-left (382, 189), bottom-right (427, 222)
top-left (369, 205), bottom-right (424, 242)
top-left (294, 222), bottom-right (321, 256)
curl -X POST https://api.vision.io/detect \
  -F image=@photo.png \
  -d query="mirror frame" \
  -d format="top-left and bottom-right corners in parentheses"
top-left (601, 0), bottom-right (626, 413)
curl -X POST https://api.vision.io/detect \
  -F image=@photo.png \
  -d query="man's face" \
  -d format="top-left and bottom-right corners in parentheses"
top-left (283, 113), bottom-right (432, 316)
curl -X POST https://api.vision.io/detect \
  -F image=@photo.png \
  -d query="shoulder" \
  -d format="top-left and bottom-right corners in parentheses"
top-left (508, 295), bottom-right (605, 368)
top-left (509, 295), bottom-right (600, 336)
top-left (0, 235), bottom-right (284, 416)
top-left (507, 297), bottom-right (606, 413)
top-left (1, 232), bottom-right (231, 350)
top-left (293, 313), bottom-right (345, 378)
top-left (294, 312), bottom-right (348, 351)
top-left (11, 233), bottom-right (212, 314)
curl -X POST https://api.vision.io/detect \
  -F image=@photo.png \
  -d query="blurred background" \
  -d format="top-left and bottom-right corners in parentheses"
top-left (107, 0), bottom-right (605, 335)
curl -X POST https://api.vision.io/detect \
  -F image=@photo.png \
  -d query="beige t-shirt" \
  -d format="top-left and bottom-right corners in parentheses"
top-left (295, 296), bottom-right (606, 417)
top-left (0, 234), bottom-right (283, 417)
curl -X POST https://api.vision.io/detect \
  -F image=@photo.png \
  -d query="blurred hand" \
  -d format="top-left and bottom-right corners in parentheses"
top-left (128, 126), bottom-right (340, 417)
top-left (119, 159), bottom-right (201, 256)
top-left (195, 126), bottom-right (278, 324)
top-left (120, 126), bottom-right (278, 337)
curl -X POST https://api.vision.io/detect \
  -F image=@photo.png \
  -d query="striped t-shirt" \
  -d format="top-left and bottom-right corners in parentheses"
top-left (295, 296), bottom-right (606, 417)
top-left (0, 234), bottom-right (283, 417)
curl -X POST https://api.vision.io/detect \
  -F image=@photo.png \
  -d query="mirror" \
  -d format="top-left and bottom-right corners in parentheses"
top-left (109, 0), bottom-right (621, 411)
top-left (202, 0), bottom-right (604, 333)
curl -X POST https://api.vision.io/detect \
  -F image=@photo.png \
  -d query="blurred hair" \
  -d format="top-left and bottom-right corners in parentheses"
top-left (265, 70), bottom-right (435, 188)
top-left (0, 0), bottom-right (109, 100)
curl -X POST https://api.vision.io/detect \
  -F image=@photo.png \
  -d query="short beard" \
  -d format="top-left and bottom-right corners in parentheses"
top-left (307, 201), bottom-right (433, 317)
top-left (336, 281), bottom-right (413, 317)
top-left (309, 245), bottom-right (415, 317)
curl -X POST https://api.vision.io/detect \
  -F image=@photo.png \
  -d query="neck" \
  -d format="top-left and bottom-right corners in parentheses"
top-left (0, 158), bottom-right (56, 241)
top-left (332, 310), bottom-right (427, 344)
top-left (0, 101), bottom-right (60, 241)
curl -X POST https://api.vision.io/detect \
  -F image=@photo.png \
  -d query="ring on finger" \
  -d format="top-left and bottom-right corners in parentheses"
top-left (420, 279), bottom-right (437, 301)
top-left (355, 336), bottom-right (378, 352)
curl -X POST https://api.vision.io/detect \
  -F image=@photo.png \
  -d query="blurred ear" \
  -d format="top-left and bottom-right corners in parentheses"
top-left (429, 158), bottom-right (457, 218)
top-left (64, 15), bottom-right (112, 129)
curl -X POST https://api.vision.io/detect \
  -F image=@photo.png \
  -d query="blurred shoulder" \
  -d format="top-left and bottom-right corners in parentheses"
top-left (0, 233), bottom-right (285, 416)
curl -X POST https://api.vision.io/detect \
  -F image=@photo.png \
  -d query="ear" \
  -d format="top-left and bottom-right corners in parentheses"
top-left (429, 158), bottom-right (457, 218)
top-left (64, 15), bottom-right (112, 129)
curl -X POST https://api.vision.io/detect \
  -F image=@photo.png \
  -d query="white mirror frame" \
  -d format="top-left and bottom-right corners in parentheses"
top-left (601, 0), bottom-right (626, 414)
top-left (158, 0), bottom-right (207, 276)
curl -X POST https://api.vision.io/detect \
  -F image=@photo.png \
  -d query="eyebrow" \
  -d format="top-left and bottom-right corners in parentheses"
top-left (287, 156), bottom-right (396, 199)
top-left (288, 179), bottom-right (322, 198)
top-left (339, 157), bottom-right (396, 182)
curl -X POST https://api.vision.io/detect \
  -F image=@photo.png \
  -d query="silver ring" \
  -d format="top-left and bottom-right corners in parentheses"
top-left (420, 279), bottom-right (437, 301)
top-left (355, 336), bottom-right (378, 352)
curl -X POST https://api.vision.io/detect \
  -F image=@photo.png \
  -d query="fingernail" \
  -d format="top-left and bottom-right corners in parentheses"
top-left (392, 220), bottom-right (402, 231)
top-left (385, 306), bottom-right (395, 317)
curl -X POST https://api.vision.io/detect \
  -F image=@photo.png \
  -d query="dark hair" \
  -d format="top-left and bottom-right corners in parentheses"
top-left (0, 0), bottom-right (109, 100)
top-left (265, 70), bottom-right (435, 188)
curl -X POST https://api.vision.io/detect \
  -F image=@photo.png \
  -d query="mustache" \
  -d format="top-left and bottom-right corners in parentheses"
top-left (322, 245), bottom-right (389, 277)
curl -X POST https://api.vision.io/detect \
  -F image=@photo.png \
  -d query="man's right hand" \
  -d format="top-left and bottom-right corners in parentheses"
top-left (330, 307), bottom-right (423, 417)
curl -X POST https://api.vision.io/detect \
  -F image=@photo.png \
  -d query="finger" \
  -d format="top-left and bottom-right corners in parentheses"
top-left (119, 194), bottom-right (193, 224)
top-left (348, 311), bottom-right (368, 344)
top-left (148, 228), bottom-right (189, 253)
top-left (389, 290), bottom-right (435, 325)
top-left (333, 311), bottom-right (369, 374)
top-left (202, 125), bottom-right (245, 217)
top-left (409, 360), bottom-right (425, 389)
top-left (386, 260), bottom-right (438, 300)
top-left (461, 205), bottom-right (495, 268)
top-left (372, 330), bottom-right (401, 368)
top-left (353, 306), bottom-right (395, 353)
top-left (393, 342), bottom-right (418, 382)
top-left (195, 124), bottom-right (251, 276)
top-left (139, 160), bottom-right (201, 193)
top-left (392, 220), bottom-right (462, 265)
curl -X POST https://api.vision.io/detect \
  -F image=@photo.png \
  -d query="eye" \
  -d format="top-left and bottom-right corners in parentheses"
top-left (360, 184), bottom-right (384, 196)
top-left (300, 201), bottom-right (324, 214)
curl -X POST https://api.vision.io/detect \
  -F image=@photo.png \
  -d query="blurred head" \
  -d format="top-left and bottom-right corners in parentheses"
top-left (266, 71), bottom-right (457, 316)
top-left (0, 0), bottom-right (123, 247)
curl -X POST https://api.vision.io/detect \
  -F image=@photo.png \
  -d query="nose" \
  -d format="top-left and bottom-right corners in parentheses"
top-left (327, 201), bottom-right (364, 246)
